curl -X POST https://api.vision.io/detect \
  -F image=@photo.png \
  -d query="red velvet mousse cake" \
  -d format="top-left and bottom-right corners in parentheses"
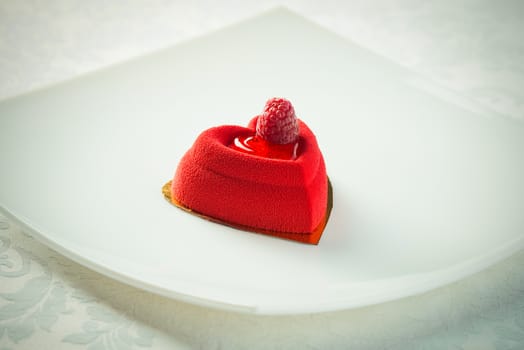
top-left (163, 98), bottom-right (332, 244)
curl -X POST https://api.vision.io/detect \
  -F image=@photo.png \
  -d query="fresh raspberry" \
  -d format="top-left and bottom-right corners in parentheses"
top-left (256, 97), bottom-right (299, 145)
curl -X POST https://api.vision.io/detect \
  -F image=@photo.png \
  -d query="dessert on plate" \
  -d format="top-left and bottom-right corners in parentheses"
top-left (163, 97), bottom-right (331, 244)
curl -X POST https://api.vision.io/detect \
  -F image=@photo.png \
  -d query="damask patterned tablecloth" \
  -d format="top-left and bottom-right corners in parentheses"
top-left (1, 1), bottom-right (523, 349)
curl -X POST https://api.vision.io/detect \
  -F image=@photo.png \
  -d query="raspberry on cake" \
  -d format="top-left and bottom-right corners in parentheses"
top-left (163, 98), bottom-right (332, 244)
top-left (232, 97), bottom-right (300, 160)
top-left (256, 97), bottom-right (299, 145)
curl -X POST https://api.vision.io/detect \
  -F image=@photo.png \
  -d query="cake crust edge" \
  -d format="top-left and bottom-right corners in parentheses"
top-left (162, 179), bottom-right (333, 245)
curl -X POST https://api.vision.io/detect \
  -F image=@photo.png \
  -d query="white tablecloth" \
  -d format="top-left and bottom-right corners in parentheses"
top-left (1, 1), bottom-right (523, 349)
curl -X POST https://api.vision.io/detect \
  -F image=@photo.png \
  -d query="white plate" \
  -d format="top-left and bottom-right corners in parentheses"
top-left (1, 8), bottom-right (523, 315)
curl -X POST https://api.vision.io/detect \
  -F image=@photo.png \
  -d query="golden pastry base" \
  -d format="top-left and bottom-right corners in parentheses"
top-left (162, 179), bottom-right (332, 245)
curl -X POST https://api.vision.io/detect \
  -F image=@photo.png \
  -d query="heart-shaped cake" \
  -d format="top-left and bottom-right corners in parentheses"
top-left (163, 98), bottom-right (332, 244)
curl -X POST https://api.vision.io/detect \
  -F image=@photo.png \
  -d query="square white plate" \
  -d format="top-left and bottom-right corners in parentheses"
top-left (1, 8), bottom-right (523, 314)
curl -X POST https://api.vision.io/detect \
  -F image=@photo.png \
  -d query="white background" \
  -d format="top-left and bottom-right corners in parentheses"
top-left (1, 1), bottom-right (523, 349)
